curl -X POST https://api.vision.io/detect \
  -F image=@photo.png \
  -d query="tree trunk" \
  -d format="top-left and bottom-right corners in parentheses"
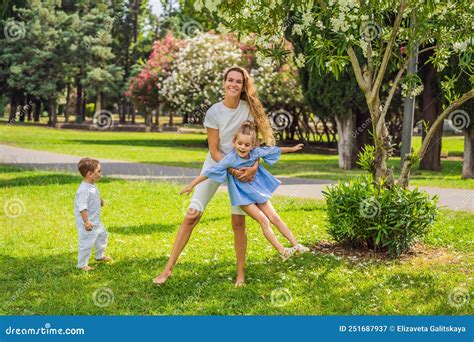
top-left (462, 126), bottom-right (474, 179)
top-left (145, 110), bottom-right (152, 127)
top-left (95, 93), bottom-right (102, 115)
top-left (372, 114), bottom-right (395, 188)
top-left (8, 97), bottom-right (17, 123)
top-left (335, 109), bottom-right (357, 170)
top-left (48, 97), bottom-right (57, 127)
top-left (82, 91), bottom-right (86, 122)
top-left (154, 106), bottom-right (160, 126)
top-left (76, 77), bottom-right (83, 123)
top-left (131, 105), bottom-right (136, 124)
top-left (419, 50), bottom-right (442, 171)
top-left (18, 95), bottom-right (25, 122)
top-left (26, 98), bottom-right (33, 122)
top-left (33, 98), bottom-right (41, 122)
top-left (169, 111), bottom-right (174, 126)
top-left (65, 83), bottom-right (71, 123)
top-left (119, 100), bottom-right (126, 124)
top-left (355, 109), bottom-right (372, 154)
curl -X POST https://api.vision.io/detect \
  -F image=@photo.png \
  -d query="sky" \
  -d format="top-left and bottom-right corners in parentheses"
top-left (148, 0), bottom-right (180, 17)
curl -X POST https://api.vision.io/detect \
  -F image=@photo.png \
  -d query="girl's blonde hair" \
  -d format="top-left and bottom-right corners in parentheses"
top-left (223, 66), bottom-right (275, 146)
top-left (233, 120), bottom-right (258, 147)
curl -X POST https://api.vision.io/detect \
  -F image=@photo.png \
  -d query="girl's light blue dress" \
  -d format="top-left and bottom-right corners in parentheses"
top-left (203, 146), bottom-right (282, 206)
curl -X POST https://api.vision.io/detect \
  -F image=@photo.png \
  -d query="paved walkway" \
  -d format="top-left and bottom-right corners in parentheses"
top-left (1, 144), bottom-right (473, 211)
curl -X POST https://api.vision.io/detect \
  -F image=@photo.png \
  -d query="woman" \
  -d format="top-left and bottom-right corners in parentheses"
top-left (153, 66), bottom-right (275, 287)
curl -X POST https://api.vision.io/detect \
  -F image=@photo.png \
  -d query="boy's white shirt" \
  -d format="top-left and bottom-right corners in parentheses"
top-left (202, 99), bottom-right (253, 171)
top-left (74, 181), bottom-right (103, 229)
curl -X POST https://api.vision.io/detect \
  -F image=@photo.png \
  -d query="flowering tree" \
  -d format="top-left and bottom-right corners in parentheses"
top-left (251, 59), bottom-right (312, 142)
top-left (160, 32), bottom-right (242, 123)
top-left (125, 32), bottom-right (182, 126)
top-left (196, 0), bottom-right (474, 187)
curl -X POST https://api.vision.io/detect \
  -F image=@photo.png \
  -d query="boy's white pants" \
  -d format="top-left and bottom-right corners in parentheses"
top-left (77, 225), bottom-right (108, 268)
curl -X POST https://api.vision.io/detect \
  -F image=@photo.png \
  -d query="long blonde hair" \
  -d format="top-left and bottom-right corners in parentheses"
top-left (223, 66), bottom-right (275, 146)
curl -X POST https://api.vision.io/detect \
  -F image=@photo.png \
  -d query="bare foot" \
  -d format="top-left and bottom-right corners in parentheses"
top-left (234, 277), bottom-right (246, 287)
top-left (95, 256), bottom-right (112, 262)
top-left (153, 270), bottom-right (172, 286)
top-left (80, 266), bottom-right (94, 271)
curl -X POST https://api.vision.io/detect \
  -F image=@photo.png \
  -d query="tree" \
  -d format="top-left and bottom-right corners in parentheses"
top-left (125, 31), bottom-right (182, 127)
top-left (1, 1), bottom-right (72, 126)
top-left (284, 20), bottom-right (371, 169)
top-left (160, 32), bottom-right (242, 124)
top-left (418, 48), bottom-right (442, 171)
top-left (67, 1), bottom-right (124, 123)
top-left (196, 0), bottom-right (474, 188)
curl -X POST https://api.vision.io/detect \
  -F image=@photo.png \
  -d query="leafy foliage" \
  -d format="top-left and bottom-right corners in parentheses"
top-left (323, 175), bottom-right (438, 256)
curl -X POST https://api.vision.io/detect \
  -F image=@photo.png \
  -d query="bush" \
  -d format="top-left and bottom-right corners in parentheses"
top-left (322, 175), bottom-right (438, 256)
top-left (85, 103), bottom-right (95, 118)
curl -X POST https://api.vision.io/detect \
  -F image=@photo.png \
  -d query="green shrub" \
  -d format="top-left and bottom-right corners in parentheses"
top-left (322, 175), bottom-right (438, 256)
top-left (85, 103), bottom-right (95, 118)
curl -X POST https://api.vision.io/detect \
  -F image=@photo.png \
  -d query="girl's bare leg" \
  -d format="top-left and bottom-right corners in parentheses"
top-left (257, 201), bottom-right (298, 246)
top-left (153, 209), bottom-right (202, 285)
top-left (232, 214), bottom-right (247, 286)
top-left (240, 204), bottom-right (285, 253)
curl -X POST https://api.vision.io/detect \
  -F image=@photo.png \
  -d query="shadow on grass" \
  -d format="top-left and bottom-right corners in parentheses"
top-left (0, 173), bottom-right (114, 188)
top-left (69, 139), bottom-right (208, 149)
top-left (1, 251), bottom-right (465, 315)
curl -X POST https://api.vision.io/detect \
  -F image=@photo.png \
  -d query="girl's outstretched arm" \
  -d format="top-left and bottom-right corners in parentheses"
top-left (180, 175), bottom-right (208, 195)
top-left (280, 143), bottom-right (304, 154)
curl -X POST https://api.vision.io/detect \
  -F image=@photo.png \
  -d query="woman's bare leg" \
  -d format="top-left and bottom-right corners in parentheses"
top-left (240, 204), bottom-right (285, 253)
top-left (231, 214), bottom-right (247, 286)
top-left (153, 208), bottom-right (202, 284)
top-left (257, 201), bottom-right (298, 246)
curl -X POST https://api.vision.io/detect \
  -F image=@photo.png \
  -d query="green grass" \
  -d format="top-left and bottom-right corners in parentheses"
top-left (0, 124), bottom-right (472, 189)
top-left (1, 165), bottom-right (473, 315)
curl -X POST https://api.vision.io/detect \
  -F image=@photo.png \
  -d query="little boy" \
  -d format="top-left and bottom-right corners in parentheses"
top-left (74, 158), bottom-right (111, 271)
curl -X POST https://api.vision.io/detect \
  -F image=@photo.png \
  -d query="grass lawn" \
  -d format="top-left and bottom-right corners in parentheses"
top-left (1, 165), bottom-right (472, 315)
top-left (0, 124), bottom-right (472, 189)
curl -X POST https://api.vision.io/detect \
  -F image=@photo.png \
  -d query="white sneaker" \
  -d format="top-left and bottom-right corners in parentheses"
top-left (280, 246), bottom-right (298, 261)
top-left (295, 244), bottom-right (310, 253)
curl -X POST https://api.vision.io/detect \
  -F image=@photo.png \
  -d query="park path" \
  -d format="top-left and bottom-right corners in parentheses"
top-left (1, 143), bottom-right (473, 212)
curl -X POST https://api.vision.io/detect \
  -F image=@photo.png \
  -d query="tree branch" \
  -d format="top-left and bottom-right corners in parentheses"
top-left (397, 89), bottom-right (474, 187)
top-left (347, 46), bottom-right (369, 93)
top-left (370, 0), bottom-right (406, 103)
top-left (376, 57), bottom-right (411, 134)
top-left (417, 89), bottom-right (474, 159)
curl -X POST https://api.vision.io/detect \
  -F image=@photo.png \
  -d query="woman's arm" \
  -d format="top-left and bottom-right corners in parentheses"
top-left (207, 128), bottom-right (223, 162)
top-left (207, 127), bottom-right (243, 178)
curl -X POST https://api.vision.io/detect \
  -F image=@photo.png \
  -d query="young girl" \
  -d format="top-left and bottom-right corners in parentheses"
top-left (181, 121), bottom-right (310, 261)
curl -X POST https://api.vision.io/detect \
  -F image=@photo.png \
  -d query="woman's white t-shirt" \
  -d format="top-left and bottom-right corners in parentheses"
top-left (202, 99), bottom-right (253, 170)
